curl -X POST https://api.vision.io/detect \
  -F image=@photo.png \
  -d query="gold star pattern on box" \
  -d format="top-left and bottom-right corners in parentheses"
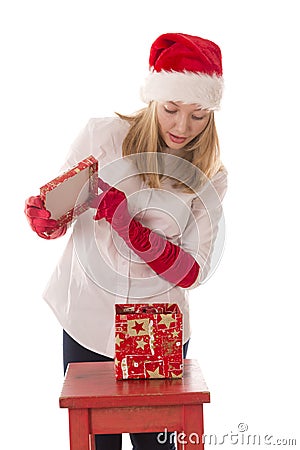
top-left (136, 339), bottom-right (147, 350)
top-left (115, 334), bottom-right (124, 347)
top-left (115, 303), bottom-right (183, 379)
top-left (158, 314), bottom-right (176, 329)
top-left (146, 366), bottom-right (165, 378)
top-left (128, 318), bottom-right (149, 336)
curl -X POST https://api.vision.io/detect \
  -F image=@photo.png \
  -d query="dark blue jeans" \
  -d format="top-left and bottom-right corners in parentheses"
top-left (63, 330), bottom-right (189, 450)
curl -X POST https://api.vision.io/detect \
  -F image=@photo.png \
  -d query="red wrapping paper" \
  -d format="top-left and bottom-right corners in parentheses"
top-left (115, 303), bottom-right (183, 380)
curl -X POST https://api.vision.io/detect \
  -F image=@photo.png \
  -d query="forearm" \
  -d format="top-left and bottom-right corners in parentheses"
top-left (93, 179), bottom-right (200, 287)
top-left (117, 218), bottom-right (200, 288)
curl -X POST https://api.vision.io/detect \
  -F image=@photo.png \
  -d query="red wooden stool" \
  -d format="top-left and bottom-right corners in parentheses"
top-left (59, 359), bottom-right (210, 449)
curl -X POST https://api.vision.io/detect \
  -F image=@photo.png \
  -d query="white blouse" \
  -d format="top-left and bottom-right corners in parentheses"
top-left (43, 117), bottom-right (227, 357)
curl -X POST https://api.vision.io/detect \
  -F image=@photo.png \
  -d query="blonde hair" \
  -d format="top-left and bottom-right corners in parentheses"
top-left (116, 101), bottom-right (223, 193)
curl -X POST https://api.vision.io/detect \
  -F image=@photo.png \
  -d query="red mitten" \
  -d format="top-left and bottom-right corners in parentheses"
top-left (24, 196), bottom-right (67, 240)
top-left (93, 178), bottom-right (200, 288)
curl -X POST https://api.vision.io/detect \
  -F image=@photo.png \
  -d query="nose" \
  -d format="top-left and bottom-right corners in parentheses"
top-left (174, 113), bottom-right (190, 135)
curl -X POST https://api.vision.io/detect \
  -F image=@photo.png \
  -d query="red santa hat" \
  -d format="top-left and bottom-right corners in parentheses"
top-left (141, 32), bottom-right (224, 110)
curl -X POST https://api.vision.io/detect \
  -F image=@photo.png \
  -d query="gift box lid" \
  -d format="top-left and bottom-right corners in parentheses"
top-left (40, 155), bottom-right (98, 226)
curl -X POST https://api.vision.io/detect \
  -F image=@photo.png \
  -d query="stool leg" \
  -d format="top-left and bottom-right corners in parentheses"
top-left (68, 409), bottom-right (90, 450)
top-left (180, 404), bottom-right (204, 449)
top-left (89, 434), bottom-right (95, 450)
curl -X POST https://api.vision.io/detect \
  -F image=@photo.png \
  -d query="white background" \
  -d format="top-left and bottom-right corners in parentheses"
top-left (1, 1), bottom-right (299, 449)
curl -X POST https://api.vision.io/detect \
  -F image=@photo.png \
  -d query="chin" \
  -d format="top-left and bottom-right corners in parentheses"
top-left (168, 143), bottom-right (185, 150)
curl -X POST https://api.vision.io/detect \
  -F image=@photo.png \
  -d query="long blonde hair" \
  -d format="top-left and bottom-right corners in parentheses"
top-left (117, 101), bottom-right (223, 193)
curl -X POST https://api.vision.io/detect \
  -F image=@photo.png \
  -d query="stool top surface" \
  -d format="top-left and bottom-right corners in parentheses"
top-left (59, 359), bottom-right (210, 408)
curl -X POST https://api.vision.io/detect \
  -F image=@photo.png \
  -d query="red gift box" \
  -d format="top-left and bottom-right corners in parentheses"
top-left (40, 155), bottom-right (98, 227)
top-left (115, 303), bottom-right (183, 380)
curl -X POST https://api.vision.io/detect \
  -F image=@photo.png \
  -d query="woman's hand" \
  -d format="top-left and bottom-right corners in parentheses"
top-left (24, 195), bottom-right (67, 240)
top-left (92, 178), bottom-right (131, 227)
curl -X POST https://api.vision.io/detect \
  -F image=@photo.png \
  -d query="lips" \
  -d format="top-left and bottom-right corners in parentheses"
top-left (168, 133), bottom-right (187, 144)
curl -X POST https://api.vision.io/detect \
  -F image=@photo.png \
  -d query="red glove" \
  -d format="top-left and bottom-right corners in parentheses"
top-left (93, 178), bottom-right (131, 225)
top-left (93, 179), bottom-right (200, 288)
top-left (24, 196), bottom-right (67, 240)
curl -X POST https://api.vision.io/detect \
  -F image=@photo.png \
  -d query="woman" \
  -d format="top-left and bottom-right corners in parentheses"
top-left (25, 32), bottom-right (227, 450)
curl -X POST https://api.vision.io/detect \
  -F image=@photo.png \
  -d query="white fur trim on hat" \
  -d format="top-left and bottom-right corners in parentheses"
top-left (140, 70), bottom-right (224, 110)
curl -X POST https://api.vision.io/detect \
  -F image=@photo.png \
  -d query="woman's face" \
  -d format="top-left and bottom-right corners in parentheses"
top-left (156, 101), bottom-right (210, 149)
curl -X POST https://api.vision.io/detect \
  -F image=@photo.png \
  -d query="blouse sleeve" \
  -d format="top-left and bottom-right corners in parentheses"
top-left (58, 117), bottom-right (129, 173)
top-left (180, 168), bottom-right (228, 288)
top-left (59, 119), bottom-right (96, 172)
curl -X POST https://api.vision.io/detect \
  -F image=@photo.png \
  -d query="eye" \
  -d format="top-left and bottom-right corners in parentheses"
top-left (164, 106), bottom-right (177, 114)
top-left (192, 115), bottom-right (205, 121)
